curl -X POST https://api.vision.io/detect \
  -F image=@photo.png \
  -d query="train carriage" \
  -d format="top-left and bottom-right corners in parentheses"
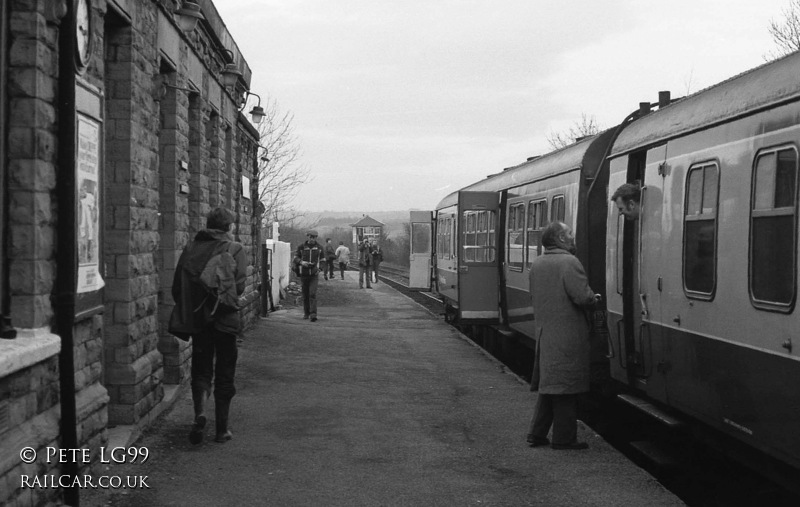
top-left (606, 50), bottom-right (800, 471)
top-left (418, 44), bottom-right (800, 487)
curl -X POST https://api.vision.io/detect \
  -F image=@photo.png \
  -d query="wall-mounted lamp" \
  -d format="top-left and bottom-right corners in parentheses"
top-left (242, 91), bottom-right (265, 124)
top-left (220, 49), bottom-right (242, 88)
top-left (175, 1), bottom-right (204, 32)
top-left (259, 145), bottom-right (270, 163)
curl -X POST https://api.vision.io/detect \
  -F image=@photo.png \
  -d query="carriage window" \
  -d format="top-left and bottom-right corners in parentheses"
top-left (411, 222), bottom-right (431, 254)
top-left (526, 200), bottom-right (548, 266)
top-left (463, 210), bottom-right (496, 263)
top-left (507, 203), bottom-right (525, 270)
top-left (750, 147), bottom-right (798, 309)
top-left (437, 216), bottom-right (453, 259)
top-left (683, 163), bottom-right (718, 296)
top-left (551, 195), bottom-right (565, 222)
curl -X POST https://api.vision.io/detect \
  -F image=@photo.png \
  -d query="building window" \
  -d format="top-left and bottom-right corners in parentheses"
top-left (507, 203), bottom-right (525, 270)
top-left (750, 146), bottom-right (798, 310)
top-left (551, 195), bottom-right (565, 222)
top-left (526, 199), bottom-right (547, 266)
top-left (683, 162), bottom-right (719, 297)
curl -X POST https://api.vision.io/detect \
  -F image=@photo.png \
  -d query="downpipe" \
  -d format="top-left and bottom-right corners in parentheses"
top-left (54, 1), bottom-right (80, 505)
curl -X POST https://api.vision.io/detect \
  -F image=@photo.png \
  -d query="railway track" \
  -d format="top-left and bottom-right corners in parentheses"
top-left (376, 262), bottom-right (800, 506)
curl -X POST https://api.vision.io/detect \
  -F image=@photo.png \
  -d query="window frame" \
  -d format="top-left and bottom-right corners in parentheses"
top-left (748, 144), bottom-right (798, 312)
top-left (682, 160), bottom-right (720, 300)
top-left (507, 202), bottom-right (526, 271)
top-left (551, 194), bottom-right (565, 223)
top-left (525, 198), bottom-right (548, 267)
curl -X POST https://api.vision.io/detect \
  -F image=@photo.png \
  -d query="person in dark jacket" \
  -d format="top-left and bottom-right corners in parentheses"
top-left (357, 238), bottom-right (373, 289)
top-left (371, 242), bottom-right (383, 283)
top-left (171, 207), bottom-right (247, 445)
top-left (526, 221), bottom-right (599, 450)
top-left (323, 238), bottom-right (337, 281)
top-left (293, 230), bottom-right (324, 321)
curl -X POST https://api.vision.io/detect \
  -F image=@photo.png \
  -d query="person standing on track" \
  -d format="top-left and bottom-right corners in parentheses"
top-left (526, 221), bottom-right (599, 450)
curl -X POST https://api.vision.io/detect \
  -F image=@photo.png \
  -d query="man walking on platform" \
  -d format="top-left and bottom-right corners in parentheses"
top-left (358, 238), bottom-right (373, 289)
top-left (293, 230), bottom-right (324, 321)
top-left (334, 241), bottom-right (350, 280)
top-left (170, 207), bottom-right (248, 445)
top-left (324, 238), bottom-right (337, 280)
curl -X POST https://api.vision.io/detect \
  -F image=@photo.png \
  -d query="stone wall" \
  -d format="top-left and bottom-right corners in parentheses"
top-left (0, 1), bottom-right (262, 504)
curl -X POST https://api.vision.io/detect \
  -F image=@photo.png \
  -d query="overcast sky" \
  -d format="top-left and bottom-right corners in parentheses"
top-left (215, 0), bottom-right (792, 212)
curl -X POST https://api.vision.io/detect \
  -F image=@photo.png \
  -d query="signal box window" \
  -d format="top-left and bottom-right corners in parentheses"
top-left (526, 200), bottom-right (548, 266)
top-left (750, 147), bottom-right (798, 310)
top-left (551, 195), bottom-right (565, 223)
top-left (507, 203), bottom-right (525, 270)
top-left (683, 162), bottom-right (719, 297)
top-left (462, 210), bottom-right (496, 263)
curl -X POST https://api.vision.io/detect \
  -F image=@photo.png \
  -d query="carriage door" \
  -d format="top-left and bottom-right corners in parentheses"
top-left (636, 146), bottom-right (667, 401)
top-left (609, 147), bottom-right (666, 398)
top-left (457, 191), bottom-right (500, 321)
top-left (408, 210), bottom-right (434, 290)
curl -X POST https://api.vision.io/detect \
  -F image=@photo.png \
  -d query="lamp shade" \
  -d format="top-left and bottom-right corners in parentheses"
top-left (249, 105), bottom-right (266, 124)
top-left (176, 2), bottom-right (204, 32)
top-left (221, 63), bottom-right (242, 87)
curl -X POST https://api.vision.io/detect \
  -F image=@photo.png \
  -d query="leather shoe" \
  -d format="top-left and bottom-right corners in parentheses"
top-left (526, 436), bottom-right (550, 448)
top-left (551, 441), bottom-right (589, 450)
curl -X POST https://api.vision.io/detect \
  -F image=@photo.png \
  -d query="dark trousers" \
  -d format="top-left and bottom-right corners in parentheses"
top-left (359, 265), bottom-right (372, 287)
top-left (373, 262), bottom-right (381, 282)
top-left (338, 262), bottom-right (347, 279)
top-left (327, 258), bottom-right (335, 279)
top-left (191, 328), bottom-right (238, 402)
top-left (528, 393), bottom-right (579, 445)
top-left (301, 275), bottom-right (319, 317)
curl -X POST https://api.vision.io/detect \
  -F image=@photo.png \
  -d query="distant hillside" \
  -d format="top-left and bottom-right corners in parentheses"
top-left (298, 210), bottom-right (414, 239)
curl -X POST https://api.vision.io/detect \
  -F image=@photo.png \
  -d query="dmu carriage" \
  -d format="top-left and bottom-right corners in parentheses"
top-left (410, 50), bottom-right (800, 480)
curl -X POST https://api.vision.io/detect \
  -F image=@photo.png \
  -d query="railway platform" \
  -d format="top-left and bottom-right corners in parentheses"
top-left (83, 271), bottom-right (684, 506)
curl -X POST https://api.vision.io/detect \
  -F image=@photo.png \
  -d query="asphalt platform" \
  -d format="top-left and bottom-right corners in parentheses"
top-left (83, 271), bottom-right (684, 506)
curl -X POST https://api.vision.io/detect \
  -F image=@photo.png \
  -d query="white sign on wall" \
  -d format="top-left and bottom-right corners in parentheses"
top-left (242, 175), bottom-right (251, 199)
top-left (76, 114), bottom-right (105, 294)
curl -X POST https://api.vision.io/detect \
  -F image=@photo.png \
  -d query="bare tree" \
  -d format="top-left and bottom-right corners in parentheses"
top-left (767, 0), bottom-right (800, 60)
top-left (545, 114), bottom-right (602, 150)
top-left (255, 96), bottom-right (311, 227)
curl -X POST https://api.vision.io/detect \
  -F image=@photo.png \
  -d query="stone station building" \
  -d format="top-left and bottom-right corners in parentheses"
top-left (0, 1), bottom-right (264, 505)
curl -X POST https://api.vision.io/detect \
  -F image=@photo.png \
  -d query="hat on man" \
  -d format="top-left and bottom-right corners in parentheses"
top-left (307, 229), bottom-right (319, 237)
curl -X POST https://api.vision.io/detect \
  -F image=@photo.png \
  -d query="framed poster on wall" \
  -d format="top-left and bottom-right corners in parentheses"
top-left (76, 113), bottom-right (104, 294)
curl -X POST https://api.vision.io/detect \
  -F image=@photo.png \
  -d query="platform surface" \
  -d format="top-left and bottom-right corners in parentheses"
top-left (84, 272), bottom-right (684, 506)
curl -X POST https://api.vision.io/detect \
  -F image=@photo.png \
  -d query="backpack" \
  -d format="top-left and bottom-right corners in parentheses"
top-left (195, 242), bottom-right (239, 317)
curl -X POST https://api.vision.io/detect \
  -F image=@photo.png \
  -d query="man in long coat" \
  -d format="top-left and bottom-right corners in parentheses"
top-left (527, 221), bottom-right (598, 450)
